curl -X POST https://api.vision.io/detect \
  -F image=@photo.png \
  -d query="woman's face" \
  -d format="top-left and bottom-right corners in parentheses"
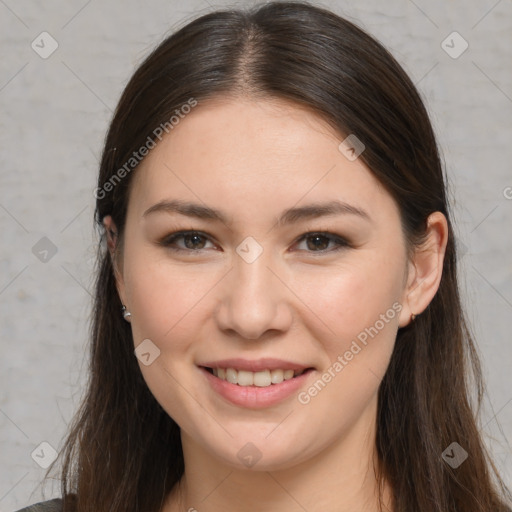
top-left (115, 97), bottom-right (413, 471)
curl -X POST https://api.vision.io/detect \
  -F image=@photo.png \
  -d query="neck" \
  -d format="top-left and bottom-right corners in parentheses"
top-left (163, 396), bottom-right (393, 512)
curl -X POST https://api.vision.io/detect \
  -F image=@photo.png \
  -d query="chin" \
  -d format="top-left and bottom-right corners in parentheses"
top-left (203, 434), bottom-right (314, 472)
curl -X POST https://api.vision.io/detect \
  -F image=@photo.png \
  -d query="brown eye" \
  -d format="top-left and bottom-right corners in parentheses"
top-left (160, 231), bottom-right (215, 252)
top-left (159, 230), bottom-right (349, 255)
top-left (294, 232), bottom-right (349, 253)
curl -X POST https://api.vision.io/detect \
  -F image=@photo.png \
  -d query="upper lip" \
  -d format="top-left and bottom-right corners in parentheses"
top-left (198, 358), bottom-right (313, 372)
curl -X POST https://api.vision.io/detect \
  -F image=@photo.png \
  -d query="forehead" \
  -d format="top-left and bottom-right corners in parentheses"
top-left (128, 97), bottom-right (398, 226)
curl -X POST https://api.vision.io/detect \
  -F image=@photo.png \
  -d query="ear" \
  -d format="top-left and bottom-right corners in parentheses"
top-left (398, 211), bottom-right (449, 328)
top-left (103, 215), bottom-right (127, 305)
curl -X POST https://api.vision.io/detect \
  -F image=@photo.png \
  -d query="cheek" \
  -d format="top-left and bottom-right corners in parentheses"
top-left (297, 256), bottom-right (403, 336)
top-left (293, 254), bottom-right (404, 404)
top-left (296, 267), bottom-right (401, 427)
top-left (123, 245), bottom-right (219, 348)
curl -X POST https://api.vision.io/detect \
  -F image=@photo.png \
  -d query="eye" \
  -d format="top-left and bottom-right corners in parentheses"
top-left (159, 231), bottom-right (216, 252)
top-left (158, 230), bottom-right (350, 255)
top-left (293, 232), bottom-right (350, 253)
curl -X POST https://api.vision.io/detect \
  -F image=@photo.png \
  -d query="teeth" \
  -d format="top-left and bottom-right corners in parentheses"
top-left (225, 368), bottom-right (238, 384)
top-left (238, 370), bottom-right (254, 386)
top-left (211, 367), bottom-right (306, 387)
top-left (270, 369), bottom-right (284, 384)
top-left (254, 370), bottom-right (271, 387)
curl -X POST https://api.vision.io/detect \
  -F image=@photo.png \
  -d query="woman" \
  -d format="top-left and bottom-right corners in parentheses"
top-left (18, 1), bottom-right (511, 511)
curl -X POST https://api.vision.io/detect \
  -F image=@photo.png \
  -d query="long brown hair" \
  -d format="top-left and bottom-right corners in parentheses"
top-left (44, 2), bottom-right (512, 511)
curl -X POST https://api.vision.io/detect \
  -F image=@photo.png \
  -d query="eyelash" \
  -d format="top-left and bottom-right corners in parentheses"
top-left (158, 230), bottom-right (350, 255)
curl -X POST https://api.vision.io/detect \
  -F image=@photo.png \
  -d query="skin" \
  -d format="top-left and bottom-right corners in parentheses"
top-left (104, 97), bottom-right (448, 512)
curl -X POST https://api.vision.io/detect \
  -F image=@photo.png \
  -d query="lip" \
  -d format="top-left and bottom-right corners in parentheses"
top-left (199, 365), bottom-right (315, 409)
top-left (198, 357), bottom-right (312, 372)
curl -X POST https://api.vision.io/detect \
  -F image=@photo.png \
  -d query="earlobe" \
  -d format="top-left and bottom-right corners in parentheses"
top-left (399, 211), bottom-right (449, 327)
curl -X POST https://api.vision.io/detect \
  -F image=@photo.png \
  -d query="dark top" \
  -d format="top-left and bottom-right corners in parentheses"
top-left (14, 498), bottom-right (62, 512)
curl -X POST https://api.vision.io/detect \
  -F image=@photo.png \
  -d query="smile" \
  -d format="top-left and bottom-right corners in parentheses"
top-left (205, 367), bottom-right (308, 387)
top-left (199, 365), bottom-right (315, 409)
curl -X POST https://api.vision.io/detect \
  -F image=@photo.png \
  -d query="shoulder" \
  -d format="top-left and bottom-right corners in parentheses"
top-left (14, 498), bottom-right (63, 512)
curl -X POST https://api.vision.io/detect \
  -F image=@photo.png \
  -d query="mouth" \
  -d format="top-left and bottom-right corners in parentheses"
top-left (197, 357), bottom-right (316, 408)
top-left (200, 366), bottom-right (314, 387)
top-left (199, 364), bottom-right (315, 408)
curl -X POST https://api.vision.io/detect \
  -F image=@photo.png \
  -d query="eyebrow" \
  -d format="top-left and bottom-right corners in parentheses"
top-left (142, 199), bottom-right (371, 226)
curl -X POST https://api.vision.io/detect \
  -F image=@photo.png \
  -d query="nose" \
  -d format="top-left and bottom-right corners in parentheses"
top-left (214, 248), bottom-right (293, 340)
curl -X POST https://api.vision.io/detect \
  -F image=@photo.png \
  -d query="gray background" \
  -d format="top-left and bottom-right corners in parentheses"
top-left (1, 0), bottom-right (511, 509)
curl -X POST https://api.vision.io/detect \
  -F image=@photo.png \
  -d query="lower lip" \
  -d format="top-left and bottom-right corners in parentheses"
top-left (200, 367), bottom-right (314, 409)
